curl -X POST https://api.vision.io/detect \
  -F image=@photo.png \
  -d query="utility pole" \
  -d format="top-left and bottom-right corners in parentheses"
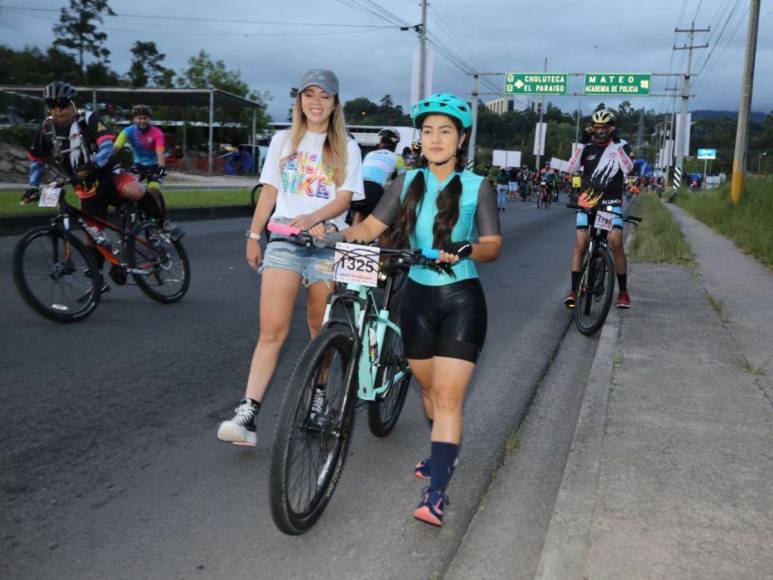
top-left (636, 110), bottom-right (645, 158)
top-left (673, 23), bottom-right (709, 193)
top-left (535, 57), bottom-right (547, 172)
top-left (418, 0), bottom-right (428, 100)
top-left (663, 86), bottom-right (679, 189)
top-left (468, 73), bottom-right (480, 167)
top-left (731, 0), bottom-right (761, 204)
top-left (574, 99), bottom-right (581, 153)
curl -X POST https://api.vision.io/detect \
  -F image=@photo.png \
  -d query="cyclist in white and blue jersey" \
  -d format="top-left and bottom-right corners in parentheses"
top-left (331, 93), bottom-right (502, 527)
top-left (351, 129), bottom-right (405, 221)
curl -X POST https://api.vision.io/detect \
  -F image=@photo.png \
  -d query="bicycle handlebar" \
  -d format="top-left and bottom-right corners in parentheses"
top-left (266, 223), bottom-right (450, 273)
top-left (266, 222), bottom-right (442, 260)
top-left (565, 203), bottom-right (642, 224)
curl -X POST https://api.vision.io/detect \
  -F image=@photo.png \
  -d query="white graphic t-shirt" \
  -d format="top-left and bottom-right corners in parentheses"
top-left (259, 129), bottom-right (364, 231)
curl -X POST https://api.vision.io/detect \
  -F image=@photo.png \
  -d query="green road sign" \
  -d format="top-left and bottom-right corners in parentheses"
top-left (584, 73), bottom-right (652, 95)
top-left (505, 73), bottom-right (568, 95)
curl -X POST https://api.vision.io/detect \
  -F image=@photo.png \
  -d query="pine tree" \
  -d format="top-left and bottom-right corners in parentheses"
top-left (53, 0), bottom-right (115, 77)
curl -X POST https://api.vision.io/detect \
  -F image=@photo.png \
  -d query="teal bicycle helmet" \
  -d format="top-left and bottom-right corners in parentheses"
top-left (411, 93), bottom-right (473, 129)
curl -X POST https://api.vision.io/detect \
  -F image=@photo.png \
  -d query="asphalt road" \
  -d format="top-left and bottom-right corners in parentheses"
top-left (1, 199), bottom-right (590, 580)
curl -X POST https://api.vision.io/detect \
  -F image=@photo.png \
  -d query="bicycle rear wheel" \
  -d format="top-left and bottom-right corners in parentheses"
top-left (269, 322), bottom-right (357, 535)
top-left (575, 246), bottom-right (615, 336)
top-left (128, 221), bottom-right (190, 303)
top-left (12, 225), bottom-right (101, 323)
top-left (367, 319), bottom-right (411, 437)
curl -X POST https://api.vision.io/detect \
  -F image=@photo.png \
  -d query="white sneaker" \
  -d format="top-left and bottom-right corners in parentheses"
top-left (217, 399), bottom-right (258, 446)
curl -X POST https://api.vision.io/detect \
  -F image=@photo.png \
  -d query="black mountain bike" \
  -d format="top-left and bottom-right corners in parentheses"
top-left (267, 225), bottom-right (449, 534)
top-left (537, 183), bottom-right (552, 208)
top-left (13, 177), bottom-right (190, 323)
top-left (570, 203), bottom-right (641, 336)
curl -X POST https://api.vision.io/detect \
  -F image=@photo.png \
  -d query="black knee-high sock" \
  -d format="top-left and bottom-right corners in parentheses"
top-left (617, 273), bottom-right (627, 293)
top-left (429, 441), bottom-right (459, 493)
top-left (88, 246), bottom-right (105, 270)
top-left (571, 271), bottom-right (581, 292)
top-left (139, 190), bottom-right (166, 221)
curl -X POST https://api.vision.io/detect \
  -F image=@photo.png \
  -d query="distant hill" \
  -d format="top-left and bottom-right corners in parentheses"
top-left (692, 110), bottom-right (768, 124)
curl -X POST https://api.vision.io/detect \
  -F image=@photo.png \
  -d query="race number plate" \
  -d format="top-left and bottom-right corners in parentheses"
top-left (334, 242), bottom-right (380, 287)
top-left (38, 184), bottom-right (61, 208)
top-left (594, 211), bottom-right (616, 232)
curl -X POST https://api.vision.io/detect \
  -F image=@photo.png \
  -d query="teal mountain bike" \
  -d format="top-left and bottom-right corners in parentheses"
top-left (265, 223), bottom-right (448, 534)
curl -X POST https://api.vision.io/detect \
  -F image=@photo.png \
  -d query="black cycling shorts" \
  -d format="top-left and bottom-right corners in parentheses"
top-left (351, 180), bottom-right (385, 218)
top-left (400, 278), bottom-right (487, 363)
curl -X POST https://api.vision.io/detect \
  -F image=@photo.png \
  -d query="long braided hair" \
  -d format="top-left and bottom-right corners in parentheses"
top-left (391, 119), bottom-right (469, 249)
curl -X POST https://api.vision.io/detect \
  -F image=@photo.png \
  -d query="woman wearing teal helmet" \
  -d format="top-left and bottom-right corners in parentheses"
top-left (332, 92), bottom-right (502, 526)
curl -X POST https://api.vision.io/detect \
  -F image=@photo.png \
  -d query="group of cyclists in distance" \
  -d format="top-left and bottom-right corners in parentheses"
top-left (26, 70), bottom-right (635, 528)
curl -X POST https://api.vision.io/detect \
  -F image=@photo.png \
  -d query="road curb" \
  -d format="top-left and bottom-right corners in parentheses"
top-left (534, 305), bottom-right (621, 580)
top-left (0, 204), bottom-right (253, 236)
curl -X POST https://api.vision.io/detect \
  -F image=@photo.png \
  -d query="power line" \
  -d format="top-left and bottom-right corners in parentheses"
top-left (3, 4), bottom-right (398, 29)
top-left (2, 5), bottom-right (392, 38)
top-left (693, 0), bottom-right (748, 96)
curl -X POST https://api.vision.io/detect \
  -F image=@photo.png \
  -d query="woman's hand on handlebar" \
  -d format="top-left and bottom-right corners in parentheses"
top-left (436, 250), bottom-right (461, 266)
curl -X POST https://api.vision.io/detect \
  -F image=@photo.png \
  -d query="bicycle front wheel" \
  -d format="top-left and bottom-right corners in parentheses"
top-left (128, 221), bottom-right (191, 303)
top-left (575, 246), bottom-right (615, 336)
top-left (12, 225), bottom-right (102, 323)
top-left (269, 322), bottom-right (357, 535)
top-left (367, 320), bottom-right (411, 437)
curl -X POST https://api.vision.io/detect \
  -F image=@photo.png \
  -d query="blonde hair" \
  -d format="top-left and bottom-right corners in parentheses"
top-left (281, 94), bottom-right (349, 187)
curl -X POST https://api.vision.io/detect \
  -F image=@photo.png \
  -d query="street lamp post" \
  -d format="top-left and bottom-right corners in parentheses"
top-left (758, 151), bottom-right (767, 174)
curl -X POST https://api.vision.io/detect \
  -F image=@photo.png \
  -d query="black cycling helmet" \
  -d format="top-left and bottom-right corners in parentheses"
top-left (132, 104), bottom-right (152, 118)
top-left (43, 81), bottom-right (77, 102)
top-left (378, 128), bottom-right (400, 146)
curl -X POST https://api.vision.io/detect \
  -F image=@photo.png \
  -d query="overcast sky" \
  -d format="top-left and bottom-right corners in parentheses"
top-left (2, 0), bottom-right (772, 121)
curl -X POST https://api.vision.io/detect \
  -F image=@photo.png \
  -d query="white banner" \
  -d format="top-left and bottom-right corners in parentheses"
top-left (675, 113), bottom-right (691, 157)
top-left (549, 157), bottom-right (570, 173)
top-left (533, 122), bottom-right (547, 156)
top-left (411, 46), bottom-right (434, 105)
top-left (493, 149), bottom-right (522, 168)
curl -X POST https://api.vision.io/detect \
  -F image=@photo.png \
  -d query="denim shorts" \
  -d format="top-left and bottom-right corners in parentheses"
top-left (576, 205), bottom-right (623, 230)
top-left (260, 239), bottom-right (335, 286)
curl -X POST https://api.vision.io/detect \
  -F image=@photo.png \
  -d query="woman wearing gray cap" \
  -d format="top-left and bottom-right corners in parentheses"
top-left (217, 69), bottom-right (364, 446)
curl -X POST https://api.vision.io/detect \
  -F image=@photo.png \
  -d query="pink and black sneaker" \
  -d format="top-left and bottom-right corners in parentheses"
top-left (414, 487), bottom-right (449, 527)
top-left (415, 458), bottom-right (431, 480)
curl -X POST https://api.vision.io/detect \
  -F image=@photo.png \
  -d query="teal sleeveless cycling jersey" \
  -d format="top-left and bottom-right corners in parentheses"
top-left (400, 168), bottom-right (485, 286)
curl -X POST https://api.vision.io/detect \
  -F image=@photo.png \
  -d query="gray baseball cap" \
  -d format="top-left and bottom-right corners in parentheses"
top-left (298, 69), bottom-right (339, 96)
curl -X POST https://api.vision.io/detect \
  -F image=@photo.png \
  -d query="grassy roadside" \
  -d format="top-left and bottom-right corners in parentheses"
top-left (674, 177), bottom-right (773, 270)
top-left (0, 188), bottom-right (253, 217)
top-left (628, 192), bottom-right (694, 265)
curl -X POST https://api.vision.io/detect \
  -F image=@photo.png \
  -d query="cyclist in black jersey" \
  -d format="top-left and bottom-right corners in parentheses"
top-left (564, 109), bottom-right (634, 309)
top-left (23, 81), bottom-right (150, 293)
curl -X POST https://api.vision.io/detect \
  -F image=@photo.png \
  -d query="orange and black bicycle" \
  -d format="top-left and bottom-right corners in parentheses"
top-left (12, 175), bottom-right (190, 323)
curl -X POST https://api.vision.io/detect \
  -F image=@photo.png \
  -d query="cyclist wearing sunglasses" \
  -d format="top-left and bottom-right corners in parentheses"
top-left (24, 81), bottom-right (151, 287)
top-left (564, 109), bottom-right (634, 310)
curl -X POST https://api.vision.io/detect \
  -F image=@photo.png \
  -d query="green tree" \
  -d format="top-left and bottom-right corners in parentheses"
top-left (127, 41), bottom-right (170, 88)
top-left (178, 49), bottom-right (250, 96)
top-left (53, 0), bottom-right (115, 76)
top-left (344, 96), bottom-right (410, 126)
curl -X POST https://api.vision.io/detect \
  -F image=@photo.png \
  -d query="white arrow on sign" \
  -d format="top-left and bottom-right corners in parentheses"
top-left (514, 80), bottom-right (525, 89)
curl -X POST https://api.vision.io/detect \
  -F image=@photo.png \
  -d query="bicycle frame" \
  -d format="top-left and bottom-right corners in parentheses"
top-left (321, 272), bottom-right (405, 402)
top-left (45, 183), bottom-right (159, 274)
